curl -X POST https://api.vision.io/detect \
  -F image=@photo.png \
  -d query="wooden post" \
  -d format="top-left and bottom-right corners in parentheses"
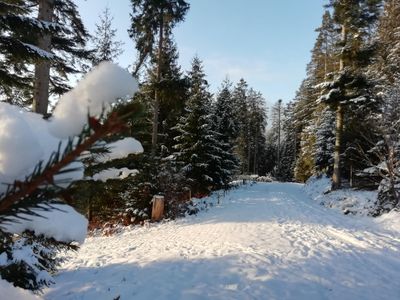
top-left (183, 187), bottom-right (191, 202)
top-left (151, 195), bottom-right (164, 221)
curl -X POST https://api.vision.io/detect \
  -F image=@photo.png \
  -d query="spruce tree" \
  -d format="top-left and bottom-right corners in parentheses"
top-left (230, 79), bottom-right (268, 176)
top-left (129, 0), bottom-right (189, 154)
top-left (291, 80), bottom-right (318, 182)
top-left (231, 78), bottom-right (248, 137)
top-left (374, 0), bottom-right (400, 87)
top-left (214, 79), bottom-right (240, 183)
top-left (319, 0), bottom-right (382, 189)
top-left (91, 6), bottom-right (124, 66)
top-left (315, 107), bottom-right (336, 175)
top-left (0, 109), bottom-right (140, 290)
top-left (247, 89), bottom-right (267, 175)
top-left (33, 0), bottom-right (92, 114)
top-left (0, 0), bottom-right (92, 112)
top-left (231, 79), bottom-right (249, 173)
top-left (173, 57), bottom-right (224, 194)
top-left (278, 102), bottom-right (298, 181)
top-left (0, 0), bottom-right (52, 105)
top-left (361, 80), bottom-right (400, 215)
top-left (214, 79), bottom-right (237, 143)
top-left (291, 11), bottom-right (338, 182)
top-left (145, 31), bottom-right (188, 154)
top-left (312, 11), bottom-right (338, 83)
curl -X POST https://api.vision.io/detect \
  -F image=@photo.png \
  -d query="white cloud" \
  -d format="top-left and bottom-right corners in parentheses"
top-left (203, 56), bottom-right (274, 85)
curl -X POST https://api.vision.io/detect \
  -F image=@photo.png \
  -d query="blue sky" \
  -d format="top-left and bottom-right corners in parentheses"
top-left (75, 0), bottom-right (326, 106)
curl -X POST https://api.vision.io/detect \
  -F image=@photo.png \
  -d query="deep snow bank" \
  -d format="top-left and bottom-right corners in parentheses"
top-left (304, 175), bottom-right (400, 233)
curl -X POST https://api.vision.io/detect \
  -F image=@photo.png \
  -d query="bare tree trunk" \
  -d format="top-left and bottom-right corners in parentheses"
top-left (324, 39), bottom-right (328, 80)
top-left (247, 124), bottom-right (251, 174)
top-left (332, 25), bottom-right (347, 190)
top-left (33, 0), bottom-right (54, 115)
top-left (277, 99), bottom-right (282, 176)
top-left (332, 103), bottom-right (343, 189)
top-left (151, 13), bottom-right (164, 156)
top-left (253, 127), bottom-right (258, 175)
top-left (339, 25), bottom-right (346, 71)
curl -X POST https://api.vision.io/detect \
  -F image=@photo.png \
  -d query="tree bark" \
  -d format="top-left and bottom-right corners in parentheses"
top-left (277, 99), bottom-right (282, 176)
top-left (332, 103), bottom-right (343, 190)
top-left (247, 124), bottom-right (251, 174)
top-left (33, 0), bottom-right (54, 115)
top-left (332, 24), bottom-right (347, 190)
top-left (253, 126), bottom-right (258, 175)
top-left (151, 13), bottom-right (164, 156)
top-left (151, 195), bottom-right (164, 221)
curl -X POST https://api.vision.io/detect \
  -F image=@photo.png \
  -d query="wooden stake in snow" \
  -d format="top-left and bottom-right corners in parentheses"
top-left (151, 195), bottom-right (165, 221)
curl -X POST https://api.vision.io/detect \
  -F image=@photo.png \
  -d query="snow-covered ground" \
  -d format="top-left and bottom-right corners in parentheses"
top-left (304, 175), bottom-right (378, 215)
top-left (39, 182), bottom-right (400, 300)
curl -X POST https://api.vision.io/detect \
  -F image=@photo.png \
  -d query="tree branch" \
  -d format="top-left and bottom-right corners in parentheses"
top-left (0, 113), bottom-right (126, 214)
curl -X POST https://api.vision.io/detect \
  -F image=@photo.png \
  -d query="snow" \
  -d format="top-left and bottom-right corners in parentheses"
top-left (2, 204), bottom-right (88, 244)
top-left (0, 279), bottom-right (41, 300)
top-left (92, 168), bottom-right (139, 182)
top-left (304, 175), bottom-right (377, 215)
top-left (88, 137), bottom-right (143, 182)
top-left (0, 103), bottom-right (81, 194)
top-left (0, 62), bottom-right (139, 195)
top-left (22, 42), bottom-right (55, 59)
top-left (0, 103), bottom-right (44, 180)
top-left (42, 183), bottom-right (400, 300)
top-left (97, 137), bottom-right (143, 163)
top-left (0, 62), bottom-right (139, 242)
top-left (374, 209), bottom-right (400, 232)
top-left (50, 61), bottom-right (139, 139)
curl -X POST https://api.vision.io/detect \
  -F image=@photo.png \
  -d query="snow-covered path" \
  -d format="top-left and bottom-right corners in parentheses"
top-left (44, 183), bottom-right (400, 300)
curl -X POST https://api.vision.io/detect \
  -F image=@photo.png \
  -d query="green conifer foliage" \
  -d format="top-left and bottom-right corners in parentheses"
top-left (173, 57), bottom-right (223, 194)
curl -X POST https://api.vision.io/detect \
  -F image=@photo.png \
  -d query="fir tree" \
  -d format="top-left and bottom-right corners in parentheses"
top-left (0, 0), bottom-right (53, 105)
top-left (311, 11), bottom-right (338, 82)
top-left (145, 31), bottom-right (188, 154)
top-left (231, 79), bottom-right (249, 173)
top-left (91, 6), bottom-right (124, 66)
top-left (214, 78), bottom-right (237, 143)
top-left (315, 107), bottom-right (336, 175)
top-left (278, 102), bottom-right (298, 181)
top-left (0, 109), bottom-right (138, 290)
top-left (213, 79), bottom-right (240, 184)
top-left (173, 57), bottom-right (224, 194)
top-left (129, 0), bottom-right (190, 154)
top-left (319, 0), bottom-right (383, 189)
top-left (231, 78), bottom-right (248, 138)
top-left (291, 11), bottom-right (338, 182)
top-left (361, 81), bottom-right (400, 215)
top-left (374, 0), bottom-right (400, 87)
top-left (247, 89), bottom-right (267, 175)
top-left (294, 125), bottom-right (316, 182)
top-left (230, 79), bottom-right (268, 176)
top-left (0, 0), bottom-right (92, 112)
top-left (33, 0), bottom-right (92, 114)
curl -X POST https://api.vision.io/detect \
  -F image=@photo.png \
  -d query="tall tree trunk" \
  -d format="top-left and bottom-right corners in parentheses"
top-left (332, 103), bottom-right (343, 189)
top-left (332, 24), bottom-right (346, 190)
top-left (253, 127), bottom-right (258, 175)
top-left (277, 99), bottom-right (282, 176)
top-left (151, 13), bottom-right (164, 156)
top-left (247, 123), bottom-right (251, 174)
top-left (33, 0), bottom-right (54, 115)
